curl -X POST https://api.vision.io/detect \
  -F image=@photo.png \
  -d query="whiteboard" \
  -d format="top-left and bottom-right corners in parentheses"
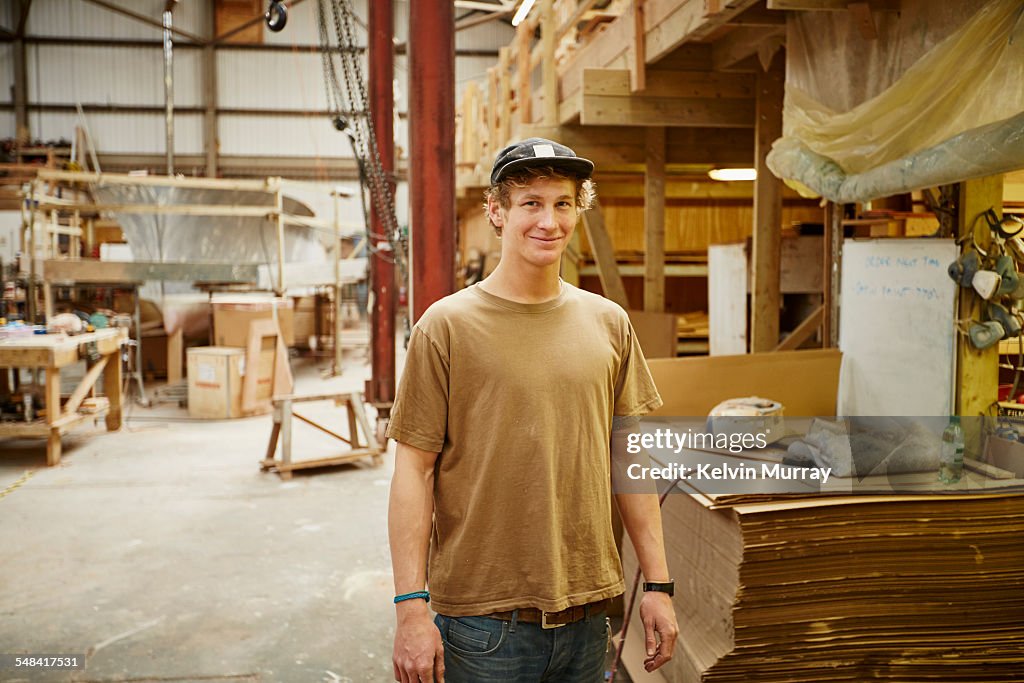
top-left (838, 239), bottom-right (958, 416)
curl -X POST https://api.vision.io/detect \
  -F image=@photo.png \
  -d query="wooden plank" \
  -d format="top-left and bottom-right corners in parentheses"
top-left (630, 0), bottom-right (647, 92)
top-left (488, 66), bottom-right (499, 156)
top-left (822, 203), bottom-right (838, 347)
top-left (581, 201), bottom-right (630, 308)
top-left (780, 236), bottom-right (824, 293)
top-left (167, 326), bottom-right (183, 384)
top-left (848, 1), bottom-right (878, 39)
top-left (556, 0), bottom-right (600, 39)
top-left (102, 341), bottom-right (123, 431)
top-left (242, 318), bottom-right (278, 415)
top-left (63, 355), bottom-right (109, 417)
top-left (265, 449), bottom-right (380, 472)
top-left (712, 25), bottom-right (786, 71)
top-left (644, 126), bottom-right (666, 312)
top-left (774, 305), bottom-right (823, 351)
top-left (515, 25), bottom-right (532, 127)
top-left (498, 46), bottom-right (512, 143)
top-left (645, 0), bottom-right (762, 64)
top-left (728, 3), bottom-right (788, 25)
top-left (581, 94), bottom-right (754, 127)
top-left (583, 68), bottom-right (754, 99)
top-left (957, 176), bottom-right (1003, 452)
top-left (542, 0), bottom-right (559, 125)
top-left (766, 0), bottom-right (899, 9)
top-left (750, 50), bottom-right (784, 352)
top-left (292, 410), bottom-right (354, 446)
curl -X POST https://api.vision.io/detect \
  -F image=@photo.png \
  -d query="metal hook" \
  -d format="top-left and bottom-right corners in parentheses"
top-left (266, 1), bottom-right (287, 32)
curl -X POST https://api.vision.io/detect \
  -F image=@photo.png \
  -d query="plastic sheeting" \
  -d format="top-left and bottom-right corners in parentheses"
top-left (768, 0), bottom-right (1024, 203)
top-left (92, 184), bottom-right (329, 266)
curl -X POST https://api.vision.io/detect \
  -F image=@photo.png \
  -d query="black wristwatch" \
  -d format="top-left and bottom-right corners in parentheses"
top-left (643, 580), bottom-right (675, 597)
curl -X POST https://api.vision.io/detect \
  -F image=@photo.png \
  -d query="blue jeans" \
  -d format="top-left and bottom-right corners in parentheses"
top-left (434, 610), bottom-right (610, 682)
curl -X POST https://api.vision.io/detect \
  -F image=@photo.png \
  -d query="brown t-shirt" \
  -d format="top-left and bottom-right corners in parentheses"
top-left (386, 282), bottom-right (662, 616)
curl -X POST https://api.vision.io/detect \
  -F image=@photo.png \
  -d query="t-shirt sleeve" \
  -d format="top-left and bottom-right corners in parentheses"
top-left (613, 320), bottom-right (664, 417)
top-left (385, 325), bottom-right (450, 452)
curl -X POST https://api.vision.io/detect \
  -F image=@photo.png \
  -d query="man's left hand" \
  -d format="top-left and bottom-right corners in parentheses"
top-left (639, 590), bottom-right (678, 672)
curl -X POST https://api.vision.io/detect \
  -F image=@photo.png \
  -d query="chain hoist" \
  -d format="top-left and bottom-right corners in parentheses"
top-left (316, 0), bottom-right (406, 273)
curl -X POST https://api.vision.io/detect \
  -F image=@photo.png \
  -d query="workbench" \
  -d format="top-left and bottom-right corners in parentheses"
top-left (0, 327), bottom-right (126, 466)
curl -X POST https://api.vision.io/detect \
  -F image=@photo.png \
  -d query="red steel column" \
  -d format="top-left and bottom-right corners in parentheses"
top-left (409, 0), bottom-right (456, 321)
top-left (368, 0), bottom-right (396, 408)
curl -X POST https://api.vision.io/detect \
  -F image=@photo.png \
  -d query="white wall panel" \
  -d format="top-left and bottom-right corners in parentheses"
top-left (456, 13), bottom-right (515, 50)
top-left (218, 49), bottom-right (329, 110)
top-left (0, 44), bottom-right (14, 100)
top-left (27, 0), bottom-right (209, 41)
top-left (218, 113), bottom-right (354, 157)
top-left (34, 111), bottom-right (204, 154)
top-left (0, 113), bottom-right (15, 140)
top-left (29, 45), bottom-right (202, 107)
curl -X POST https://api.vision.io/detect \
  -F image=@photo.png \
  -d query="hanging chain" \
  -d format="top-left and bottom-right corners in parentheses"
top-left (316, 0), bottom-right (406, 272)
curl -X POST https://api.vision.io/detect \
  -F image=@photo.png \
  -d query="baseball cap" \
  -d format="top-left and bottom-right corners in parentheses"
top-left (490, 137), bottom-right (595, 185)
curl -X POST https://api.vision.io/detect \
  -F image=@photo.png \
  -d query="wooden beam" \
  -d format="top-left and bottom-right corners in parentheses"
top-left (584, 68), bottom-right (754, 99)
top-left (630, 0), bottom-right (647, 92)
top-left (766, 0), bottom-right (899, 9)
top-left (498, 45), bottom-right (512, 142)
top-left (774, 305), bottom-right (823, 351)
top-left (750, 50), bottom-right (784, 352)
top-left (581, 201), bottom-right (630, 309)
top-left (456, 8), bottom-right (514, 31)
top-left (487, 65), bottom-right (499, 154)
top-left (822, 202), bottom-right (842, 347)
top-left (728, 3), bottom-right (787, 26)
top-left (542, 0), bottom-right (558, 126)
top-left (847, 2), bottom-right (878, 39)
top-left (712, 25), bottom-right (786, 71)
top-left (13, 37), bottom-right (28, 144)
top-left (556, 0), bottom-right (600, 39)
top-left (956, 176), bottom-right (1003, 444)
top-left (516, 23), bottom-right (532, 127)
top-left (644, 0), bottom-right (763, 64)
top-left (63, 355), bottom-right (110, 417)
top-left (644, 126), bottom-right (666, 312)
top-left (581, 93), bottom-right (754, 127)
top-left (515, 123), bottom-right (754, 167)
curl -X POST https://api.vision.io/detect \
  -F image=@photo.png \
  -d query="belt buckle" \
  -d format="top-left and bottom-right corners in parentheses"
top-left (541, 611), bottom-right (567, 629)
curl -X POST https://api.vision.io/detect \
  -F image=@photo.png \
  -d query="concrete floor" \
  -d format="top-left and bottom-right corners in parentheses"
top-left (1, 348), bottom-right (398, 683)
top-left (1, 343), bottom-right (633, 683)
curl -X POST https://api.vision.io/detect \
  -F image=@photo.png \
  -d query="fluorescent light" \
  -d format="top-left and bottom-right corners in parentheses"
top-left (708, 167), bottom-right (757, 182)
top-left (511, 0), bottom-right (537, 26)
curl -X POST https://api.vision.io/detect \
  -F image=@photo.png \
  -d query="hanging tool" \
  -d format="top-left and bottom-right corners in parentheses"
top-left (265, 1), bottom-right (288, 31)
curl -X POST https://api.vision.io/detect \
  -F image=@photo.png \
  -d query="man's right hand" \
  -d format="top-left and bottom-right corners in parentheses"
top-left (392, 602), bottom-right (445, 683)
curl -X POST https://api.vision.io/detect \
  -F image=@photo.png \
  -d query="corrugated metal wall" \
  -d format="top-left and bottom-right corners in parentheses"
top-left (3, 0), bottom-right (506, 172)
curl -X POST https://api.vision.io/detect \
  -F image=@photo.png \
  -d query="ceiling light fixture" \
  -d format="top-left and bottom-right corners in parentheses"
top-left (708, 167), bottom-right (757, 182)
top-left (512, 0), bottom-right (537, 26)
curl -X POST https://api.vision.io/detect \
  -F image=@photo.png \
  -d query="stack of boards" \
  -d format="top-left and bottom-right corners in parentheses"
top-left (621, 490), bottom-right (1024, 682)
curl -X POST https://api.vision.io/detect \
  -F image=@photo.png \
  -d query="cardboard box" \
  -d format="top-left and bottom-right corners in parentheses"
top-left (212, 296), bottom-right (294, 348)
top-left (187, 346), bottom-right (274, 419)
top-left (982, 434), bottom-right (1024, 477)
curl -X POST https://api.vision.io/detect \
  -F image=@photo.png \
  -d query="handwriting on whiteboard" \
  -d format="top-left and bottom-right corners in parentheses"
top-left (852, 281), bottom-right (941, 300)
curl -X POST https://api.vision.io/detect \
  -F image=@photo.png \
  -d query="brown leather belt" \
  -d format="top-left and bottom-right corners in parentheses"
top-left (483, 598), bottom-right (611, 629)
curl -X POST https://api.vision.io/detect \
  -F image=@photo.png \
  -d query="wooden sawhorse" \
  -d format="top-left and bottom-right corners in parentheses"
top-left (260, 391), bottom-right (383, 480)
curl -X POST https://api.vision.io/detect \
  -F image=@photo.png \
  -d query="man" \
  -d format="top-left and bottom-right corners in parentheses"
top-left (388, 138), bottom-right (678, 683)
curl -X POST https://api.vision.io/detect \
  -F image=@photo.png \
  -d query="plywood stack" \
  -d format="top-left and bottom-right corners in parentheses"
top-left (621, 491), bottom-right (1024, 682)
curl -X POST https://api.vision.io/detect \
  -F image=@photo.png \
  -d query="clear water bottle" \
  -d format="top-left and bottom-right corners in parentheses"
top-left (938, 415), bottom-right (964, 484)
